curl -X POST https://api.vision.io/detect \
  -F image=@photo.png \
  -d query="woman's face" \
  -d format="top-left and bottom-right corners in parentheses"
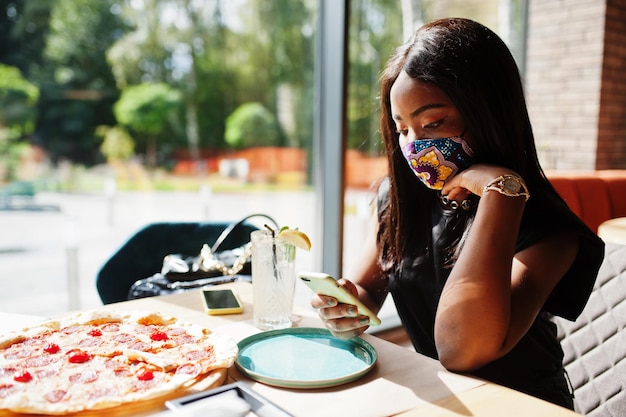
top-left (390, 70), bottom-right (477, 190)
top-left (390, 70), bottom-right (470, 147)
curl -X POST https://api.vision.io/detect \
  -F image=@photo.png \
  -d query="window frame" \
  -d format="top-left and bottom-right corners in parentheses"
top-left (314, 0), bottom-right (348, 278)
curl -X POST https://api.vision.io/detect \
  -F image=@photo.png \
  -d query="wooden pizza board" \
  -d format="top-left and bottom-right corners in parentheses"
top-left (0, 368), bottom-right (228, 417)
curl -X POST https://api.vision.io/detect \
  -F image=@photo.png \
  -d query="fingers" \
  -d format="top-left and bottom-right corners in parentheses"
top-left (337, 278), bottom-right (359, 297)
top-left (309, 278), bottom-right (370, 339)
top-left (328, 325), bottom-right (370, 340)
top-left (318, 301), bottom-right (361, 321)
top-left (319, 304), bottom-right (370, 338)
top-left (324, 313), bottom-right (370, 340)
top-left (442, 187), bottom-right (472, 201)
top-left (310, 293), bottom-right (336, 309)
top-left (311, 294), bottom-right (370, 339)
top-left (443, 164), bottom-right (522, 198)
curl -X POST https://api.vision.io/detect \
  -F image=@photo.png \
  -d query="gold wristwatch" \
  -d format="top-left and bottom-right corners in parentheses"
top-left (482, 175), bottom-right (530, 201)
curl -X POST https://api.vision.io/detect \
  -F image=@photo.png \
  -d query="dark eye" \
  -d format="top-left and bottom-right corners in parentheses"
top-left (423, 118), bottom-right (446, 130)
top-left (396, 129), bottom-right (408, 136)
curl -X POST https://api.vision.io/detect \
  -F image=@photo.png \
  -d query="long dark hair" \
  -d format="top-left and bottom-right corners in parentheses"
top-left (378, 18), bottom-right (553, 267)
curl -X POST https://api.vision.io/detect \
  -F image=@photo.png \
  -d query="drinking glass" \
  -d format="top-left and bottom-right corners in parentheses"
top-left (251, 229), bottom-right (296, 330)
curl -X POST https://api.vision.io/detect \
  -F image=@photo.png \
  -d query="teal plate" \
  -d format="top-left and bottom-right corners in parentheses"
top-left (235, 327), bottom-right (377, 389)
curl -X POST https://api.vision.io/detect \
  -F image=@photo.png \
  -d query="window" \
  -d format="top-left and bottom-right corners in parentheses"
top-left (0, 0), bottom-right (526, 315)
top-left (0, 0), bottom-right (321, 314)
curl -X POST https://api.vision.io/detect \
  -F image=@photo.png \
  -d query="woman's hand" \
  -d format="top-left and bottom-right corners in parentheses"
top-left (442, 164), bottom-right (522, 201)
top-left (311, 279), bottom-right (371, 339)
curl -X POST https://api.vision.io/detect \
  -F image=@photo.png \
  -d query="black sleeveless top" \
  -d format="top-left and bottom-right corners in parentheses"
top-left (381, 179), bottom-right (605, 400)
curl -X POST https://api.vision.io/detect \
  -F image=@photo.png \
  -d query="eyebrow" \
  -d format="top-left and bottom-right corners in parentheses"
top-left (392, 103), bottom-right (447, 121)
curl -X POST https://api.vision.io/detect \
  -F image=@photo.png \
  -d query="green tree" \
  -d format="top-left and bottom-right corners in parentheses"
top-left (0, 0), bottom-right (53, 76)
top-left (347, 0), bottom-right (403, 155)
top-left (232, 0), bottom-right (316, 149)
top-left (96, 125), bottom-right (134, 163)
top-left (107, 0), bottom-right (233, 158)
top-left (0, 64), bottom-right (40, 181)
top-left (33, 0), bottom-right (131, 164)
top-left (114, 83), bottom-right (182, 167)
top-left (0, 64), bottom-right (39, 134)
top-left (106, 0), bottom-right (317, 160)
top-left (224, 103), bottom-right (281, 149)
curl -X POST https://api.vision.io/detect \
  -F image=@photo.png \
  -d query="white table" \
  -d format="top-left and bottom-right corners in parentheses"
top-left (0, 283), bottom-right (582, 417)
top-left (598, 217), bottom-right (626, 244)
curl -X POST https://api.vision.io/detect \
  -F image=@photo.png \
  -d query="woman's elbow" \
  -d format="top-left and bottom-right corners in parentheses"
top-left (439, 350), bottom-right (484, 372)
top-left (436, 340), bottom-right (503, 372)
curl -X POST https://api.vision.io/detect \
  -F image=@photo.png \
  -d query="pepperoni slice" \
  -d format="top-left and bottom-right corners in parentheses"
top-left (24, 354), bottom-right (61, 368)
top-left (135, 325), bottom-right (156, 335)
top-left (101, 323), bottom-right (120, 332)
top-left (4, 345), bottom-right (35, 360)
top-left (78, 337), bottom-right (103, 348)
top-left (184, 350), bottom-right (208, 361)
top-left (131, 378), bottom-right (158, 391)
top-left (112, 333), bottom-right (135, 343)
top-left (61, 325), bottom-right (82, 335)
top-left (0, 384), bottom-right (19, 399)
top-left (175, 363), bottom-right (201, 377)
top-left (34, 367), bottom-right (59, 379)
top-left (89, 387), bottom-right (119, 400)
top-left (104, 358), bottom-right (132, 377)
top-left (166, 327), bottom-right (186, 336)
top-left (69, 370), bottom-right (99, 383)
top-left (44, 389), bottom-right (67, 403)
top-left (0, 367), bottom-right (17, 378)
top-left (114, 368), bottom-right (132, 377)
top-left (172, 334), bottom-right (196, 345)
top-left (104, 357), bottom-right (124, 368)
top-left (21, 336), bottom-right (44, 346)
top-left (127, 341), bottom-right (150, 351)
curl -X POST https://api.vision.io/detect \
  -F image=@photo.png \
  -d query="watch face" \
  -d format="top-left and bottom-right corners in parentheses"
top-left (503, 177), bottom-right (521, 193)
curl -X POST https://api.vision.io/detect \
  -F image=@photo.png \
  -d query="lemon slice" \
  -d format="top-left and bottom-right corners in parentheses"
top-left (278, 228), bottom-right (312, 251)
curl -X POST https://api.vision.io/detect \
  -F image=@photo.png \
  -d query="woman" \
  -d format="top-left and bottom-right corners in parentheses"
top-left (313, 18), bottom-right (604, 409)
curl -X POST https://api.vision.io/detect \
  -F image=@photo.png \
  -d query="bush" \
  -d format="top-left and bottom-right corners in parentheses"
top-left (224, 102), bottom-right (281, 149)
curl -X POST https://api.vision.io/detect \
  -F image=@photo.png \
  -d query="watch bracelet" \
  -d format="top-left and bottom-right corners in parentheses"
top-left (482, 175), bottom-right (530, 201)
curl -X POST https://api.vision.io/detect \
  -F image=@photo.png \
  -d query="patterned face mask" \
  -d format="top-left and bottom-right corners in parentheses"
top-left (401, 135), bottom-right (476, 190)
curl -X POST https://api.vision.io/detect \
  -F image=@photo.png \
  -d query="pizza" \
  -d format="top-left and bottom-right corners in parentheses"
top-left (0, 310), bottom-right (238, 414)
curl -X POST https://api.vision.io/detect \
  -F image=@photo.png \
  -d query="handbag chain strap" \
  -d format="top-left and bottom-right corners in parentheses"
top-left (211, 213), bottom-right (279, 252)
top-left (198, 243), bottom-right (252, 276)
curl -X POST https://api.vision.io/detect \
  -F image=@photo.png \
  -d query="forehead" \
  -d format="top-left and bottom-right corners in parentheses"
top-left (389, 71), bottom-right (452, 114)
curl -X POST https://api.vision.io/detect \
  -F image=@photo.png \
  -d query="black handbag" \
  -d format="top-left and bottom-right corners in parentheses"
top-left (127, 214), bottom-right (279, 300)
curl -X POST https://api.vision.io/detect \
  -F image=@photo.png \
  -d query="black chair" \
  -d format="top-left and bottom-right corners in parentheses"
top-left (553, 242), bottom-right (626, 417)
top-left (96, 218), bottom-right (271, 304)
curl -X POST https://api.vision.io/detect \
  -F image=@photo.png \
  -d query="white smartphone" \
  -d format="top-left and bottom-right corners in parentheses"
top-left (298, 272), bottom-right (381, 326)
top-left (201, 289), bottom-right (243, 315)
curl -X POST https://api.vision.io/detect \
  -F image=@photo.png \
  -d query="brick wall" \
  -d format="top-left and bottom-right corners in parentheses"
top-left (526, 0), bottom-right (607, 170)
top-left (527, 0), bottom-right (626, 170)
top-left (596, 1), bottom-right (626, 169)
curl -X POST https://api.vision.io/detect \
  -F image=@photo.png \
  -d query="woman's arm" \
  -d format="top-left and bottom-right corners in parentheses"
top-left (436, 165), bottom-right (579, 371)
